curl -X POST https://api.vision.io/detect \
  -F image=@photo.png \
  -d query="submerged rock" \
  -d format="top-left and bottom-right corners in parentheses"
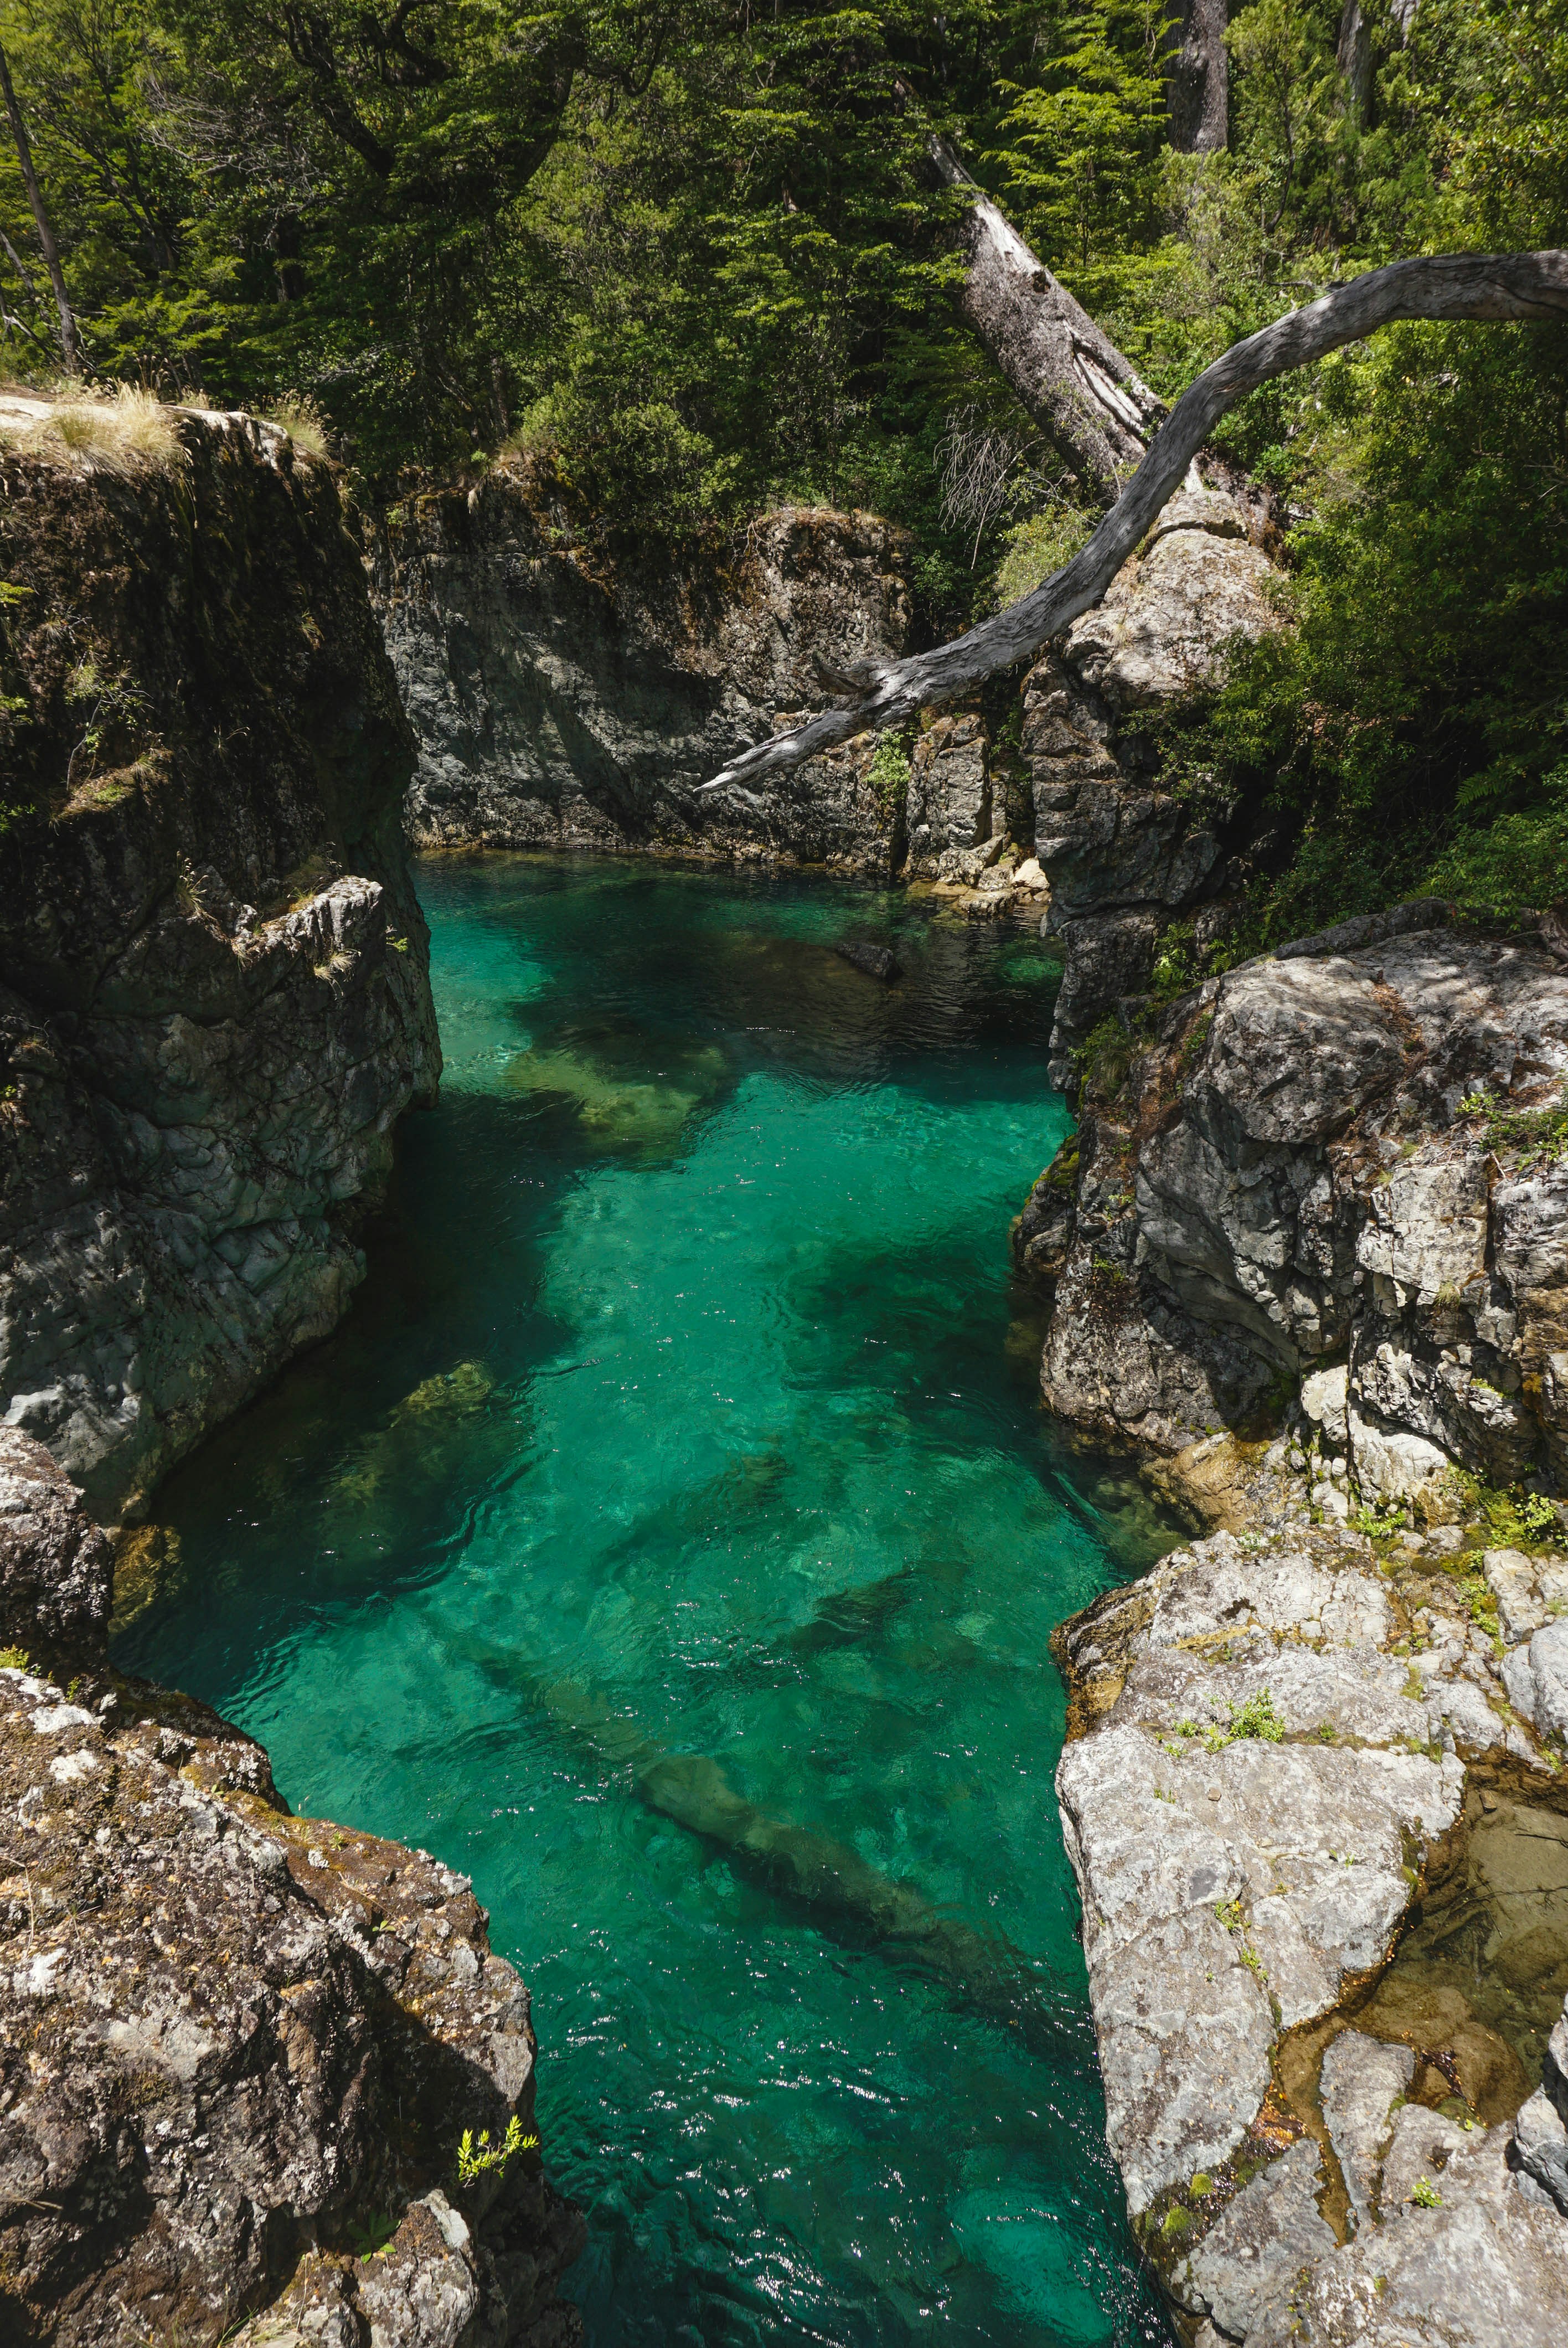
top-left (0, 1425), bottom-right (583, 2345)
top-left (834, 936), bottom-right (900, 982)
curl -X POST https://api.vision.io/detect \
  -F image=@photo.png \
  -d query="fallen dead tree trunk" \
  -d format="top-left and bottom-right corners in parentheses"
top-left (924, 121), bottom-right (1164, 503)
top-left (703, 249), bottom-right (1568, 799)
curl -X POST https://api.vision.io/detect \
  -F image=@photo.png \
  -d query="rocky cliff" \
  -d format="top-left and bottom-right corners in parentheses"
top-left (0, 1426), bottom-right (583, 2346)
top-left (1020, 481), bottom-right (1281, 1085)
top-left (0, 403), bottom-right (583, 2345)
top-left (0, 399), bottom-right (441, 1523)
top-left (375, 477), bottom-right (912, 872)
top-left (1016, 902), bottom-right (1568, 1519)
top-left (1053, 1471), bottom-right (1568, 2347)
top-left (1021, 901), bottom-right (1568, 2341)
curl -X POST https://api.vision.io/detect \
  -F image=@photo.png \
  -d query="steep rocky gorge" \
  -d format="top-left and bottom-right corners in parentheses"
top-left (0, 411), bottom-right (580, 2343)
top-left (6, 398), bottom-right (1566, 2345)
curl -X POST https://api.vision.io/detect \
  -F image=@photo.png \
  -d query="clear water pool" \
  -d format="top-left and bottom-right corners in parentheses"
top-left (116, 855), bottom-right (1175, 2348)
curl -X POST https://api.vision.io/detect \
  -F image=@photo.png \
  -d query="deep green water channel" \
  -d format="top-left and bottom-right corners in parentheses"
top-left (117, 856), bottom-right (1176, 2348)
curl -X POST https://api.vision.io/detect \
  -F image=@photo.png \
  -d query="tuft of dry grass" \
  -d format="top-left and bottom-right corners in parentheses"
top-left (261, 392), bottom-right (330, 460)
top-left (6, 383), bottom-right (186, 473)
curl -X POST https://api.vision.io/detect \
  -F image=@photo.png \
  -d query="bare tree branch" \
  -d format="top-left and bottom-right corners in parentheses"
top-left (701, 250), bottom-right (1568, 800)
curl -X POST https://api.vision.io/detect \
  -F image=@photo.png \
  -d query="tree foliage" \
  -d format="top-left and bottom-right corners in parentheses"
top-left (0, 0), bottom-right (1564, 921)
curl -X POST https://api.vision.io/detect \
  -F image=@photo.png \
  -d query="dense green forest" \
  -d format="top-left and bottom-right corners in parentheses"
top-left (1, 1), bottom-right (1565, 935)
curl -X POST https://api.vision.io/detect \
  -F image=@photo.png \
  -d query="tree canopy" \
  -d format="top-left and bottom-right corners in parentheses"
top-left (1, 1), bottom-right (1565, 929)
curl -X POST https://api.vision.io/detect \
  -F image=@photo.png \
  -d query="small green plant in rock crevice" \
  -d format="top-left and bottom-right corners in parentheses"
top-left (1224, 1688), bottom-right (1287, 1744)
top-left (866, 732), bottom-right (912, 824)
top-left (1457, 1078), bottom-right (1568, 1167)
top-left (1075, 1015), bottom-right (1134, 1100)
top-left (1449, 1470), bottom-right (1560, 1553)
top-left (347, 2209), bottom-right (400, 2262)
top-left (455, 2113), bottom-right (539, 2187)
top-left (1409, 2175), bottom-right (1441, 2208)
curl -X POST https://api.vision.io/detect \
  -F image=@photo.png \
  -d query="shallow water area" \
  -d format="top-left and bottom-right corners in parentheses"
top-left (118, 854), bottom-right (1176, 2348)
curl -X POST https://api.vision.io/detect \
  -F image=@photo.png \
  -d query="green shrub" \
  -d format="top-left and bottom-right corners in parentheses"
top-left (455, 2113), bottom-right (539, 2187)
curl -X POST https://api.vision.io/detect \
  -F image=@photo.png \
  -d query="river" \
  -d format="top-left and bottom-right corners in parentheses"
top-left (116, 854), bottom-right (1175, 2348)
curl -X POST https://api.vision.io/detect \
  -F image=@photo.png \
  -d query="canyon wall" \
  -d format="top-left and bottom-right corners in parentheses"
top-left (375, 478), bottom-right (912, 873)
top-left (373, 459), bottom-right (1282, 945)
top-left (0, 410), bottom-right (582, 2344)
top-left (1020, 904), bottom-right (1568, 2342)
top-left (0, 404), bottom-right (440, 1525)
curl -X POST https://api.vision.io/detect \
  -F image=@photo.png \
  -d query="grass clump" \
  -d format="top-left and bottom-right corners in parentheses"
top-left (1457, 1078), bottom-right (1568, 1167)
top-left (0, 1645), bottom-right (32, 1670)
top-left (261, 392), bottom-right (331, 460)
top-left (23, 385), bottom-right (184, 473)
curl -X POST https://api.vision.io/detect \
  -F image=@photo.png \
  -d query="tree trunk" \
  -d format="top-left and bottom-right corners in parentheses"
top-left (1164, 0), bottom-right (1229, 152)
top-left (703, 250), bottom-right (1568, 796)
top-left (924, 125), bottom-right (1165, 504)
top-left (1337, 3), bottom-right (1374, 127)
top-left (0, 41), bottom-right (81, 377)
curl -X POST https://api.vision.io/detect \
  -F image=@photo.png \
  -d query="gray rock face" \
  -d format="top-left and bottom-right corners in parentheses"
top-left (0, 1427), bottom-right (112, 1650)
top-left (1319, 2031), bottom-right (1415, 2229)
top-left (0, 417), bottom-right (440, 1523)
top-left (376, 483), bottom-right (911, 872)
top-left (1514, 1992), bottom-right (1568, 2212)
top-left (1285, 2123), bottom-right (1568, 2348)
top-left (1056, 1495), bottom-right (1568, 2346)
top-left (905, 709), bottom-right (999, 879)
top-left (1057, 1522), bottom-right (1466, 2212)
top-left (1177, 2138), bottom-right (1337, 2342)
top-left (0, 1422), bottom-right (582, 2346)
top-left (1020, 485), bottom-right (1282, 1082)
top-left (1025, 916), bottom-right (1568, 1522)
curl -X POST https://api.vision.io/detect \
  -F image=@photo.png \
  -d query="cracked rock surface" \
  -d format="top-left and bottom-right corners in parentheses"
top-left (1020, 483), bottom-right (1282, 1084)
top-left (1054, 1456), bottom-right (1568, 2344)
top-left (0, 1428), bottom-right (583, 2345)
top-left (1019, 910), bottom-right (1568, 1511)
top-left (0, 414), bottom-right (440, 1523)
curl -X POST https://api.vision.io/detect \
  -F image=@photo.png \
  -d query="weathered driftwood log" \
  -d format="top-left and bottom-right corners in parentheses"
top-left (925, 121), bottom-right (1164, 503)
top-left (702, 250), bottom-right (1568, 798)
top-left (1164, 0), bottom-right (1229, 152)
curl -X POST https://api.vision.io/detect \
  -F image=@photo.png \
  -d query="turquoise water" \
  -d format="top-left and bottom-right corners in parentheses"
top-left (117, 856), bottom-right (1174, 2348)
